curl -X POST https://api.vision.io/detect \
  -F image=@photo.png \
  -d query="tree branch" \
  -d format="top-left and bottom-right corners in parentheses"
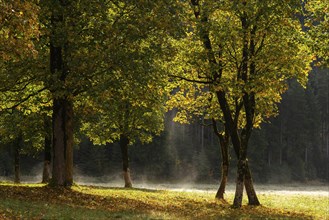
top-left (0, 87), bottom-right (47, 113)
top-left (169, 74), bottom-right (214, 84)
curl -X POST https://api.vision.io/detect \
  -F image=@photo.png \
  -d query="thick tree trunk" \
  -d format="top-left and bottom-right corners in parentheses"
top-left (49, 2), bottom-right (73, 187)
top-left (52, 98), bottom-right (74, 187)
top-left (120, 134), bottom-right (132, 188)
top-left (64, 99), bottom-right (74, 186)
top-left (42, 117), bottom-right (52, 183)
top-left (52, 98), bottom-right (66, 186)
top-left (50, 5), bottom-right (65, 186)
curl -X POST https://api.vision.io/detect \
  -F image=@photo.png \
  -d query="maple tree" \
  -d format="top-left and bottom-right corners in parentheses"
top-left (42, 0), bottom-right (183, 186)
top-left (167, 0), bottom-right (313, 207)
top-left (79, 70), bottom-right (166, 187)
top-left (76, 1), bottom-right (182, 187)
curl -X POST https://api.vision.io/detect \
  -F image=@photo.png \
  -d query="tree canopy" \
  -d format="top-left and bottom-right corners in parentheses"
top-left (305, 0), bottom-right (329, 66)
top-left (0, 0), bottom-right (326, 209)
top-left (0, 0), bottom-right (40, 61)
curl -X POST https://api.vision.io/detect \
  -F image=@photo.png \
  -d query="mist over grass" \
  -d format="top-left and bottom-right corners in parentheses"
top-left (1, 173), bottom-right (328, 197)
top-left (2, 161), bottom-right (328, 198)
top-left (60, 173), bottom-right (329, 198)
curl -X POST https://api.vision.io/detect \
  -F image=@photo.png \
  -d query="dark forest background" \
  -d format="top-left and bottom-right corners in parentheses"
top-left (1, 67), bottom-right (328, 184)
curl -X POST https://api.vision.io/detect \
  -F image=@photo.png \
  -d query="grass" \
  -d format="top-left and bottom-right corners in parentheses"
top-left (0, 182), bottom-right (327, 219)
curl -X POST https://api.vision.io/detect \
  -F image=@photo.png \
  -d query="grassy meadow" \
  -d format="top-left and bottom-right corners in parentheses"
top-left (0, 182), bottom-right (327, 219)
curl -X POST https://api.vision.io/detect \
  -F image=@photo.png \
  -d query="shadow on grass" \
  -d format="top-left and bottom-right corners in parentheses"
top-left (0, 184), bottom-right (315, 220)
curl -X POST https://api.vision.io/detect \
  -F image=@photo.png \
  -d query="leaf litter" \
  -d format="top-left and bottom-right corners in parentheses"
top-left (0, 183), bottom-right (322, 219)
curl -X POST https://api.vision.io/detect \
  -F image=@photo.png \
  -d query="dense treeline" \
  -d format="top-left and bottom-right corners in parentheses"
top-left (1, 67), bottom-right (328, 183)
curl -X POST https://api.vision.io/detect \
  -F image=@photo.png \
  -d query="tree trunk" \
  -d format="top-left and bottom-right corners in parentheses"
top-left (42, 117), bottom-right (52, 183)
top-left (52, 98), bottom-right (66, 186)
top-left (42, 160), bottom-right (51, 183)
top-left (216, 90), bottom-right (260, 207)
top-left (234, 13), bottom-right (260, 208)
top-left (216, 163), bottom-right (229, 200)
top-left (233, 158), bottom-right (246, 208)
top-left (214, 123), bottom-right (230, 200)
top-left (244, 162), bottom-right (260, 205)
top-left (52, 97), bottom-right (74, 187)
top-left (233, 126), bottom-right (260, 207)
top-left (49, 2), bottom-right (73, 187)
top-left (64, 99), bottom-right (74, 186)
top-left (14, 141), bottom-right (21, 184)
top-left (120, 134), bottom-right (132, 188)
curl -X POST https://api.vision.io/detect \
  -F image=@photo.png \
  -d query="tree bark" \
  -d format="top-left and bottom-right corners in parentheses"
top-left (52, 98), bottom-right (66, 186)
top-left (65, 99), bottom-right (74, 186)
top-left (42, 117), bottom-right (52, 183)
top-left (42, 160), bottom-right (51, 183)
top-left (52, 97), bottom-right (74, 187)
top-left (213, 120), bottom-right (230, 200)
top-left (49, 1), bottom-right (73, 187)
top-left (232, 127), bottom-right (247, 207)
top-left (14, 138), bottom-right (21, 184)
top-left (244, 162), bottom-right (260, 205)
top-left (216, 163), bottom-right (229, 200)
top-left (233, 159), bottom-right (246, 208)
top-left (120, 134), bottom-right (132, 188)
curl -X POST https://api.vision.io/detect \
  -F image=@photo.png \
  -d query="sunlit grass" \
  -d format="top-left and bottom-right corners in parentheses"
top-left (76, 185), bottom-right (328, 219)
top-left (0, 198), bottom-right (116, 219)
top-left (258, 193), bottom-right (329, 219)
top-left (0, 183), bottom-right (327, 219)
